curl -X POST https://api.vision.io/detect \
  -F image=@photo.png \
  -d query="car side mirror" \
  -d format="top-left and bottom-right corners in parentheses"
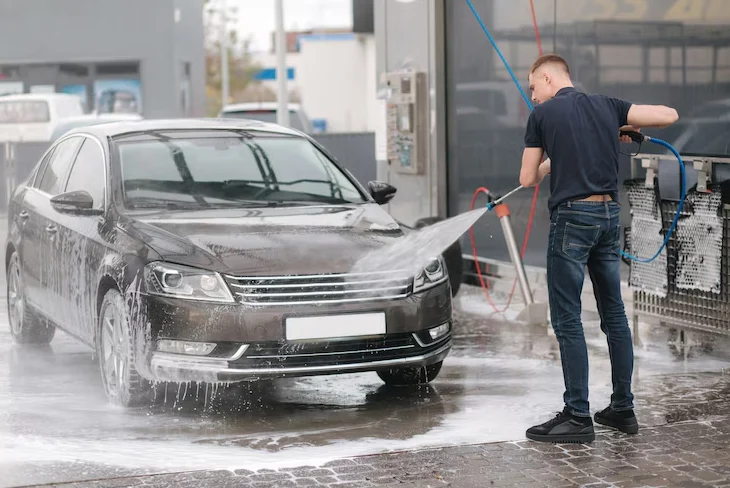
top-left (368, 181), bottom-right (397, 205)
top-left (51, 190), bottom-right (102, 216)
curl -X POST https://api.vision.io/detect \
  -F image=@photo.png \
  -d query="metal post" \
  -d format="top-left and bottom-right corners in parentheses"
top-left (4, 142), bottom-right (15, 208)
top-left (497, 206), bottom-right (533, 305)
top-left (220, 0), bottom-right (229, 109)
top-left (493, 202), bottom-right (548, 326)
top-left (274, 0), bottom-right (290, 127)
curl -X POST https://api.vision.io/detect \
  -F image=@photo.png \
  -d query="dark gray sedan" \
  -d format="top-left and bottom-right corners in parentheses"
top-left (5, 119), bottom-right (453, 407)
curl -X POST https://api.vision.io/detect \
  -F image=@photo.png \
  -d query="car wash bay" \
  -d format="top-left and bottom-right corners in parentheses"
top-left (1, 212), bottom-right (729, 487)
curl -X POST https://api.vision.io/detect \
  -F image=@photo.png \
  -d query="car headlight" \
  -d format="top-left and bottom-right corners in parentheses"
top-left (413, 256), bottom-right (448, 293)
top-left (144, 262), bottom-right (235, 303)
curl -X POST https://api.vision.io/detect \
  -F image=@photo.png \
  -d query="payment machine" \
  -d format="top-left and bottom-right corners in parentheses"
top-left (385, 70), bottom-right (428, 175)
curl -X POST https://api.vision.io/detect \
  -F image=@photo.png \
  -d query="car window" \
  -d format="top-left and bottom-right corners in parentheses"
top-left (116, 131), bottom-right (366, 209)
top-left (64, 138), bottom-right (105, 209)
top-left (32, 147), bottom-right (56, 188)
top-left (38, 137), bottom-right (83, 195)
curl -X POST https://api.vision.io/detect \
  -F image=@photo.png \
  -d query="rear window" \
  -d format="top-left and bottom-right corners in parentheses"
top-left (0, 100), bottom-right (50, 123)
top-left (115, 130), bottom-right (365, 210)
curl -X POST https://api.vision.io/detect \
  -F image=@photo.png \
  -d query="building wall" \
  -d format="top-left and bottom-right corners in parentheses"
top-left (446, 0), bottom-right (730, 268)
top-left (373, 0), bottom-right (447, 227)
top-left (250, 33), bottom-right (378, 133)
top-left (0, 0), bottom-right (205, 118)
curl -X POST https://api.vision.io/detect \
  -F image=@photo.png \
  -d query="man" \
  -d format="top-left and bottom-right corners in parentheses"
top-left (519, 54), bottom-right (679, 444)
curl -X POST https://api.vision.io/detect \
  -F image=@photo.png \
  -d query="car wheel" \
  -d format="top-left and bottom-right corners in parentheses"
top-left (96, 289), bottom-right (152, 407)
top-left (6, 251), bottom-right (55, 344)
top-left (414, 217), bottom-right (463, 297)
top-left (377, 360), bottom-right (443, 386)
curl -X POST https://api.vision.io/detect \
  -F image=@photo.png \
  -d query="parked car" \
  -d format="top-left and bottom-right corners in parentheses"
top-left (5, 119), bottom-right (453, 407)
top-left (219, 102), bottom-right (313, 134)
top-left (0, 93), bottom-right (84, 142)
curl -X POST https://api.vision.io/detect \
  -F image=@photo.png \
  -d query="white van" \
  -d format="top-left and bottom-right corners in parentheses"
top-left (0, 93), bottom-right (84, 142)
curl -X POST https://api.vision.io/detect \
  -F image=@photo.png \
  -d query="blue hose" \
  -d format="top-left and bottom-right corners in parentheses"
top-left (620, 136), bottom-right (686, 263)
top-left (464, 0), bottom-right (687, 264)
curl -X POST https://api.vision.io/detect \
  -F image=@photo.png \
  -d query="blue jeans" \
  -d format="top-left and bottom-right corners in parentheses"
top-left (547, 200), bottom-right (635, 417)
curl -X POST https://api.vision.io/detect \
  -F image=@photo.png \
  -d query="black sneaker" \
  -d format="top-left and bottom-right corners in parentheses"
top-left (594, 406), bottom-right (639, 434)
top-left (526, 407), bottom-right (595, 444)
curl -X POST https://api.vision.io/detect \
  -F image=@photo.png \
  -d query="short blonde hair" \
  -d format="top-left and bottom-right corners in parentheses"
top-left (529, 54), bottom-right (570, 80)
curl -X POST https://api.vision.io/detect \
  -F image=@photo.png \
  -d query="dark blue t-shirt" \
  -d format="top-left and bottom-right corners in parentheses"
top-left (524, 87), bottom-right (633, 212)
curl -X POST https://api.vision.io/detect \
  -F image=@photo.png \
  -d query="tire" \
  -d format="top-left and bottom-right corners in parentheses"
top-left (414, 217), bottom-right (463, 297)
top-left (6, 251), bottom-right (55, 344)
top-left (96, 288), bottom-right (152, 407)
top-left (377, 360), bottom-right (443, 386)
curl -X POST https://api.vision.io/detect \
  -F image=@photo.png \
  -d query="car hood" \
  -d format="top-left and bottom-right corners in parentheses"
top-left (118, 203), bottom-right (406, 275)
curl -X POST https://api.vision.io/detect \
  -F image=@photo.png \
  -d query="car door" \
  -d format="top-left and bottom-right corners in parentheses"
top-left (28, 135), bottom-right (84, 321)
top-left (52, 136), bottom-right (108, 343)
top-left (15, 146), bottom-right (55, 314)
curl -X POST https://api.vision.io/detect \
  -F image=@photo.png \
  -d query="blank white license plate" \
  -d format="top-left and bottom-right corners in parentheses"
top-left (285, 312), bottom-right (386, 341)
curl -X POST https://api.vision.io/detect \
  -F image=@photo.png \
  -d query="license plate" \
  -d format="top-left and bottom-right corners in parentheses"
top-left (285, 312), bottom-right (386, 341)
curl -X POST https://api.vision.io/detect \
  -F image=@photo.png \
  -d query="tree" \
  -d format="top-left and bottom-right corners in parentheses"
top-left (203, 0), bottom-right (263, 115)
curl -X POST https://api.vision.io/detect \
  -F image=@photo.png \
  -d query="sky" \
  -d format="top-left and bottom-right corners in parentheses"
top-left (226, 0), bottom-right (353, 53)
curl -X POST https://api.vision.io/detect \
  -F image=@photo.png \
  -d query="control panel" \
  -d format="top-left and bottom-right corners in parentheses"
top-left (385, 70), bottom-right (428, 175)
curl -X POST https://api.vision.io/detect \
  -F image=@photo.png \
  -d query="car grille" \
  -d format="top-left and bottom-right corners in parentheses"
top-left (228, 333), bottom-right (449, 369)
top-left (223, 270), bottom-right (414, 306)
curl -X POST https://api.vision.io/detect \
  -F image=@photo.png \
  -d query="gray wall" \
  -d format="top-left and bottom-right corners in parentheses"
top-left (0, 0), bottom-right (205, 118)
top-left (373, 0), bottom-right (447, 227)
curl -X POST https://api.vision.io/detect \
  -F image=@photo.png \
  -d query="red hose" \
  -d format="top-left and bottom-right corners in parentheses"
top-left (469, 0), bottom-right (543, 313)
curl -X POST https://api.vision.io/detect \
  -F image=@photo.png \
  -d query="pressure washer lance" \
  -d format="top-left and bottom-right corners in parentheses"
top-left (485, 130), bottom-right (647, 211)
top-left (485, 185), bottom-right (524, 211)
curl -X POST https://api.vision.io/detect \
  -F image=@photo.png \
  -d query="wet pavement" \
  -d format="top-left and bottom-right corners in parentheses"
top-left (2, 229), bottom-right (730, 487)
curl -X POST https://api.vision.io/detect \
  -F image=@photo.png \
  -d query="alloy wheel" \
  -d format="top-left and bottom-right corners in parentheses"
top-left (100, 300), bottom-right (129, 400)
top-left (7, 254), bottom-right (24, 338)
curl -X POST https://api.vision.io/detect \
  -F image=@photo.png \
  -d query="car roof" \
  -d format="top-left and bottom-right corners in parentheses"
top-left (220, 102), bottom-right (303, 112)
top-left (0, 93), bottom-right (81, 102)
top-left (62, 118), bottom-right (305, 140)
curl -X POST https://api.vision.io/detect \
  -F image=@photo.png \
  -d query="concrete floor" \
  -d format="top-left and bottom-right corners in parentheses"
top-left (2, 270), bottom-right (729, 487)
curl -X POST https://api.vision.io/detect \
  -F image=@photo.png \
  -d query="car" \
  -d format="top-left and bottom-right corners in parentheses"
top-left (219, 102), bottom-right (313, 134)
top-left (5, 118), bottom-right (453, 407)
top-left (49, 113), bottom-right (144, 142)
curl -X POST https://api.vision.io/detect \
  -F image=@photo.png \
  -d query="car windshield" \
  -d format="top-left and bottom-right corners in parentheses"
top-left (115, 130), bottom-right (366, 209)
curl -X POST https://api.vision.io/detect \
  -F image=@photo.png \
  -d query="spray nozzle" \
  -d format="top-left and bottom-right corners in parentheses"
top-left (620, 130), bottom-right (646, 144)
top-left (484, 191), bottom-right (502, 211)
top-left (484, 191), bottom-right (496, 211)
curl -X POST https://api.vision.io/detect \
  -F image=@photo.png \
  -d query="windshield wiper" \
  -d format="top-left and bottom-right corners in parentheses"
top-left (124, 198), bottom-right (201, 210)
top-left (125, 197), bottom-right (288, 209)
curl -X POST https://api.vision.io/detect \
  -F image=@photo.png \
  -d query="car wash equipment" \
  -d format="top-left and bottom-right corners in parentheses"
top-left (485, 185), bottom-right (524, 211)
top-left (464, 0), bottom-right (687, 265)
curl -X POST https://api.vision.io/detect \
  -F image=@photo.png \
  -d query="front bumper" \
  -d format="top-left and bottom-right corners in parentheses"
top-left (149, 332), bottom-right (452, 383)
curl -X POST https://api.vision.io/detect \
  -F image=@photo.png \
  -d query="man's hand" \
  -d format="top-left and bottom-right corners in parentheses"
top-left (537, 158), bottom-right (551, 182)
top-left (619, 125), bottom-right (640, 144)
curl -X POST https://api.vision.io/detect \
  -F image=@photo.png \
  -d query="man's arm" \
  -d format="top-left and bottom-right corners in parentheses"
top-left (521, 111), bottom-right (545, 187)
top-left (519, 148), bottom-right (547, 187)
top-left (626, 104), bottom-right (679, 129)
top-left (608, 96), bottom-right (679, 130)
